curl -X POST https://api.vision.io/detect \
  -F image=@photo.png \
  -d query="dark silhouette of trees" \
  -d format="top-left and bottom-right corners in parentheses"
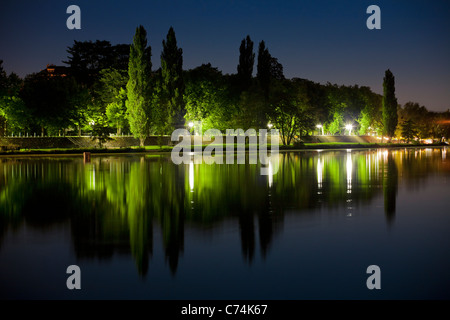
top-left (382, 69), bottom-right (398, 141)
top-left (237, 35), bottom-right (255, 91)
top-left (401, 119), bottom-right (418, 143)
top-left (161, 27), bottom-right (185, 132)
top-left (64, 40), bottom-right (130, 86)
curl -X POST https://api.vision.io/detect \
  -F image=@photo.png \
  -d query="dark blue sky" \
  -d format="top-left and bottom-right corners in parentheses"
top-left (1, 0), bottom-right (449, 111)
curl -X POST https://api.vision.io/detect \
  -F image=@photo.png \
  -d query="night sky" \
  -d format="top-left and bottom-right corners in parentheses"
top-left (1, 0), bottom-right (449, 112)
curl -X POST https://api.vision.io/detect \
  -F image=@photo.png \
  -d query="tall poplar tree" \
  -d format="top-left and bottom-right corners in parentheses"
top-left (161, 26), bottom-right (185, 132)
top-left (257, 40), bottom-right (284, 99)
top-left (257, 41), bottom-right (271, 98)
top-left (126, 25), bottom-right (152, 147)
top-left (237, 35), bottom-right (255, 91)
top-left (382, 69), bottom-right (398, 141)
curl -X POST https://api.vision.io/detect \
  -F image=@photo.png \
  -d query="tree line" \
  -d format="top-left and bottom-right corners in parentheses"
top-left (1, 26), bottom-right (449, 145)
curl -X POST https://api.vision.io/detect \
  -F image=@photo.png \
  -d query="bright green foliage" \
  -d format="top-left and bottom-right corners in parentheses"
top-left (328, 109), bottom-right (344, 135)
top-left (161, 27), bottom-right (185, 133)
top-left (90, 114), bottom-right (111, 148)
top-left (126, 25), bottom-right (152, 146)
top-left (0, 62), bottom-right (28, 135)
top-left (184, 64), bottom-right (231, 133)
top-left (268, 79), bottom-right (315, 145)
top-left (382, 69), bottom-right (398, 140)
top-left (106, 87), bottom-right (128, 134)
top-left (357, 108), bottom-right (371, 135)
top-left (67, 83), bottom-right (91, 136)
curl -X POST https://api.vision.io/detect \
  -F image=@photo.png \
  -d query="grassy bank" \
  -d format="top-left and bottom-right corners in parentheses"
top-left (0, 141), bottom-right (447, 156)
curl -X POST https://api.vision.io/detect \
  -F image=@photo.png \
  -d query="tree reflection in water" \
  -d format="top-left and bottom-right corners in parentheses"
top-left (0, 148), bottom-right (447, 276)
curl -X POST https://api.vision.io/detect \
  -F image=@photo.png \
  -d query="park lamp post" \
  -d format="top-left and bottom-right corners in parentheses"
top-left (316, 124), bottom-right (324, 135)
top-left (188, 121), bottom-right (195, 135)
top-left (345, 124), bottom-right (353, 136)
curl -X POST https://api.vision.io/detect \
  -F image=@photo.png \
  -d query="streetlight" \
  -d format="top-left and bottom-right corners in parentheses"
top-left (188, 122), bottom-right (194, 128)
top-left (316, 124), bottom-right (324, 135)
top-left (267, 123), bottom-right (273, 129)
top-left (345, 124), bottom-right (353, 135)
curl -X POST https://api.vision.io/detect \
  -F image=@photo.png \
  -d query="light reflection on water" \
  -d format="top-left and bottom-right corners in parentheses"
top-left (0, 147), bottom-right (449, 299)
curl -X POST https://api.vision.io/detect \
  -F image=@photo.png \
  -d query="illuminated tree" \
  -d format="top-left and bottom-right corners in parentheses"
top-left (0, 61), bottom-right (27, 135)
top-left (184, 63), bottom-right (231, 132)
top-left (126, 25), bottom-right (152, 147)
top-left (328, 109), bottom-right (344, 135)
top-left (106, 87), bottom-right (128, 135)
top-left (268, 79), bottom-right (314, 145)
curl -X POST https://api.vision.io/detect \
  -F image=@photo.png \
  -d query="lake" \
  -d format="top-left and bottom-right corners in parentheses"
top-left (0, 147), bottom-right (449, 300)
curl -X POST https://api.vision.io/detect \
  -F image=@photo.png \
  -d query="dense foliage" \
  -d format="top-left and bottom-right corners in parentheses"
top-left (1, 30), bottom-right (449, 145)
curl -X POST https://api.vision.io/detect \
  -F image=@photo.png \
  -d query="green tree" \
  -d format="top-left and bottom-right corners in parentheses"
top-left (357, 108), bottom-right (371, 135)
top-left (357, 87), bottom-right (383, 135)
top-left (97, 68), bottom-right (129, 134)
top-left (106, 87), bottom-right (128, 135)
top-left (382, 69), bottom-right (398, 141)
top-left (126, 25), bottom-right (152, 147)
top-left (327, 109), bottom-right (344, 135)
top-left (0, 61), bottom-right (28, 135)
top-left (399, 102), bottom-right (432, 140)
top-left (97, 68), bottom-right (128, 107)
top-left (268, 79), bottom-right (314, 145)
top-left (161, 26), bottom-right (185, 133)
top-left (184, 64), bottom-right (231, 132)
top-left (67, 82), bottom-right (91, 136)
top-left (401, 119), bottom-right (417, 143)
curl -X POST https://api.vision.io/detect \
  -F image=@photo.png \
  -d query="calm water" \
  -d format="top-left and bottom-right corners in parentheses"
top-left (0, 147), bottom-right (449, 300)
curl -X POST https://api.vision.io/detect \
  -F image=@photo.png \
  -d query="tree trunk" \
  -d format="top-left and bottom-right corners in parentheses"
top-left (139, 137), bottom-right (145, 147)
top-left (78, 126), bottom-right (81, 137)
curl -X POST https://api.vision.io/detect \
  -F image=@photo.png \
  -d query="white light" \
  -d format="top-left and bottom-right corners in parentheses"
top-left (268, 160), bottom-right (273, 187)
top-left (267, 123), bottom-right (273, 129)
top-left (189, 161), bottom-right (194, 191)
top-left (316, 124), bottom-right (324, 135)
top-left (345, 124), bottom-right (353, 135)
top-left (317, 157), bottom-right (323, 188)
top-left (346, 152), bottom-right (352, 192)
top-left (188, 122), bottom-right (194, 128)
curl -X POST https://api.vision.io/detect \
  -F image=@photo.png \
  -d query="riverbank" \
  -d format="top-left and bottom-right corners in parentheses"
top-left (0, 142), bottom-right (447, 157)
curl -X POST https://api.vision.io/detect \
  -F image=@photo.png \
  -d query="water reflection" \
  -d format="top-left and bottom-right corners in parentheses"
top-left (0, 148), bottom-right (448, 277)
